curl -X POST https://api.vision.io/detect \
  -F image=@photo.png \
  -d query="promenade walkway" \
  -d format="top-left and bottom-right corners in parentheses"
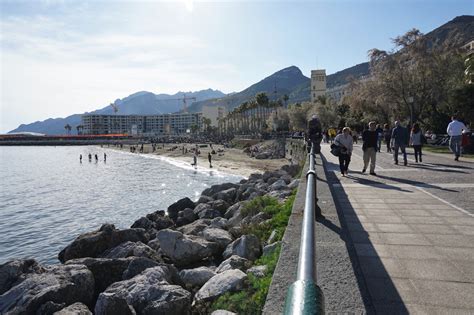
top-left (321, 143), bottom-right (474, 313)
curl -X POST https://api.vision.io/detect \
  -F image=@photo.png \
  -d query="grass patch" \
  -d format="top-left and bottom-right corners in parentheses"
top-left (423, 145), bottom-right (474, 159)
top-left (210, 193), bottom-right (296, 314)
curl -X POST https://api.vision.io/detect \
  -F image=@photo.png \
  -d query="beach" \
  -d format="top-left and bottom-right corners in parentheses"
top-left (117, 141), bottom-right (290, 178)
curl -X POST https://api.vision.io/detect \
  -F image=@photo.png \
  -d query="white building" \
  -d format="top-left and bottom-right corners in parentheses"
top-left (202, 105), bottom-right (227, 127)
top-left (311, 69), bottom-right (326, 103)
top-left (81, 113), bottom-right (202, 136)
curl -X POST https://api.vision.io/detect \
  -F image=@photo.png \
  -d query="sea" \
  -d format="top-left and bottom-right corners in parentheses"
top-left (0, 146), bottom-right (243, 265)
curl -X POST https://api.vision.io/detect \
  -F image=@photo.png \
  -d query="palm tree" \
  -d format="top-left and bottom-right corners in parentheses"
top-left (64, 124), bottom-right (72, 135)
top-left (76, 125), bottom-right (83, 135)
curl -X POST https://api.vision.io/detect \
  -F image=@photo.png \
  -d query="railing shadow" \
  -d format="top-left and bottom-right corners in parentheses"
top-left (319, 153), bottom-right (409, 314)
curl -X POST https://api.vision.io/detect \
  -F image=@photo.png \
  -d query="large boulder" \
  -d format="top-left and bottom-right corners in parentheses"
top-left (246, 265), bottom-right (268, 278)
top-left (179, 267), bottom-right (216, 288)
top-left (215, 188), bottom-right (237, 203)
top-left (193, 270), bottom-right (247, 304)
top-left (177, 219), bottom-right (211, 236)
top-left (211, 310), bottom-right (237, 315)
top-left (193, 203), bottom-right (212, 216)
top-left (157, 229), bottom-right (220, 266)
top-left (215, 255), bottom-right (251, 273)
top-left (0, 259), bottom-right (45, 295)
top-left (167, 197), bottom-right (195, 222)
top-left (224, 202), bottom-right (242, 219)
top-left (122, 257), bottom-right (170, 280)
top-left (94, 267), bottom-right (191, 315)
top-left (53, 302), bottom-right (92, 315)
top-left (288, 179), bottom-right (300, 189)
top-left (99, 241), bottom-right (162, 262)
top-left (176, 208), bottom-right (198, 227)
top-left (208, 200), bottom-right (230, 215)
top-left (0, 264), bottom-right (94, 315)
top-left (58, 224), bottom-right (148, 263)
top-left (201, 183), bottom-right (239, 197)
top-left (210, 217), bottom-right (228, 230)
top-left (145, 210), bottom-right (174, 231)
top-left (197, 208), bottom-right (222, 220)
top-left (269, 179), bottom-right (288, 191)
top-left (223, 234), bottom-right (261, 261)
top-left (202, 228), bottom-right (233, 249)
top-left (281, 164), bottom-right (300, 177)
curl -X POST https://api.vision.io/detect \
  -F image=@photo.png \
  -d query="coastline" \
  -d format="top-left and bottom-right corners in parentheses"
top-left (109, 142), bottom-right (289, 178)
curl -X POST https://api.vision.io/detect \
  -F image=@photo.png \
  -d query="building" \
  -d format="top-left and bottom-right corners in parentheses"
top-left (202, 105), bottom-right (227, 127)
top-left (311, 69), bottom-right (326, 103)
top-left (81, 113), bottom-right (202, 136)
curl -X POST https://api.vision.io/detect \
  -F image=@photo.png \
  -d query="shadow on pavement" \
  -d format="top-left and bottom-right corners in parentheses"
top-left (376, 174), bottom-right (458, 192)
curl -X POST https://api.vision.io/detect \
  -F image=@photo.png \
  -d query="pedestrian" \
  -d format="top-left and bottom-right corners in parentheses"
top-left (362, 121), bottom-right (378, 175)
top-left (383, 123), bottom-right (392, 153)
top-left (352, 130), bottom-right (358, 144)
top-left (104, 152), bottom-right (107, 162)
top-left (334, 127), bottom-right (353, 176)
top-left (208, 152), bottom-right (212, 168)
top-left (192, 154), bottom-right (197, 168)
top-left (375, 124), bottom-right (383, 152)
top-left (95, 154), bottom-right (98, 162)
top-left (88, 153), bottom-right (92, 162)
top-left (391, 121), bottom-right (409, 166)
top-left (79, 154), bottom-right (82, 163)
top-left (447, 116), bottom-right (467, 161)
top-left (461, 124), bottom-right (471, 155)
top-left (410, 123), bottom-right (423, 163)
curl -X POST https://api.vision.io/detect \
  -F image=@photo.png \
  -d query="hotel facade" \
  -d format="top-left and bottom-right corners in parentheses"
top-left (81, 113), bottom-right (203, 136)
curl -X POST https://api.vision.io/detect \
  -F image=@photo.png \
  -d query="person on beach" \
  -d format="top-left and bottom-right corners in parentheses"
top-left (104, 153), bottom-right (107, 162)
top-left (95, 154), bottom-right (98, 162)
top-left (88, 153), bottom-right (92, 162)
top-left (362, 121), bottom-right (378, 175)
top-left (334, 127), bottom-right (353, 176)
top-left (208, 152), bottom-right (212, 168)
top-left (191, 154), bottom-right (197, 168)
top-left (391, 121), bottom-right (409, 166)
top-left (79, 154), bottom-right (82, 163)
top-left (410, 123), bottom-right (424, 163)
top-left (447, 116), bottom-right (467, 161)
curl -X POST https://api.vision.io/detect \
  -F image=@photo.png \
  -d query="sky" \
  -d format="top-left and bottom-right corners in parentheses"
top-left (0, 0), bottom-right (472, 133)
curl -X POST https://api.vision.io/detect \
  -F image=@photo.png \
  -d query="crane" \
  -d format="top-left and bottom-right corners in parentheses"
top-left (167, 94), bottom-right (196, 112)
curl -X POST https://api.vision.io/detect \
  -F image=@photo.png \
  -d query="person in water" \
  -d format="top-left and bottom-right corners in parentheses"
top-left (88, 153), bottom-right (92, 162)
top-left (80, 154), bottom-right (82, 163)
top-left (208, 152), bottom-right (212, 168)
top-left (104, 153), bottom-right (107, 162)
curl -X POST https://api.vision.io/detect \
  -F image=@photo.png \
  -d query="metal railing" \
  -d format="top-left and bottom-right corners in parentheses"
top-left (283, 142), bottom-right (324, 314)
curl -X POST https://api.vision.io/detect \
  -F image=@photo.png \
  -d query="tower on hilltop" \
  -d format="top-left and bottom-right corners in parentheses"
top-left (311, 69), bottom-right (326, 103)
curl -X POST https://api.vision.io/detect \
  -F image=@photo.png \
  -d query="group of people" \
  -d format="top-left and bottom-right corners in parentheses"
top-left (80, 153), bottom-right (107, 163)
top-left (191, 152), bottom-right (213, 169)
top-left (333, 119), bottom-right (444, 177)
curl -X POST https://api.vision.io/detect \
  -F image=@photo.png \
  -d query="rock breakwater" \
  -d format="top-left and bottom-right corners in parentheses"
top-left (0, 164), bottom-right (300, 314)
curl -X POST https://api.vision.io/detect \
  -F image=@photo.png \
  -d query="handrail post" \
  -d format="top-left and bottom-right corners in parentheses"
top-left (283, 142), bottom-right (324, 314)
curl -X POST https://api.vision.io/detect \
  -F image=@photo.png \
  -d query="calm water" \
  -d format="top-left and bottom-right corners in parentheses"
top-left (0, 146), bottom-right (242, 265)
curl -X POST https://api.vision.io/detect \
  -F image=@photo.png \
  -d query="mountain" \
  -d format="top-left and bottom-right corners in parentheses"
top-left (9, 89), bottom-right (225, 135)
top-left (187, 66), bottom-right (311, 113)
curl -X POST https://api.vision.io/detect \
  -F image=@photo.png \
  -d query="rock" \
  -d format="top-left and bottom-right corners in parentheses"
top-left (99, 241), bottom-right (162, 262)
top-left (167, 197), bottom-right (195, 222)
top-left (147, 238), bottom-right (160, 251)
top-left (65, 257), bottom-right (130, 298)
top-left (208, 199), bottom-right (230, 214)
top-left (157, 229), bottom-right (219, 266)
top-left (201, 183), bottom-right (239, 197)
top-left (281, 164), bottom-right (300, 177)
top-left (247, 265), bottom-right (268, 278)
top-left (198, 208), bottom-right (222, 220)
top-left (95, 267), bottom-right (191, 315)
top-left (0, 264), bottom-right (94, 315)
top-left (193, 270), bottom-right (247, 304)
top-left (288, 179), bottom-right (300, 189)
top-left (177, 208), bottom-right (198, 226)
top-left (58, 224), bottom-right (148, 263)
top-left (202, 228), bottom-right (233, 248)
top-left (269, 179), bottom-right (288, 191)
top-left (210, 217), bottom-right (228, 229)
top-left (248, 173), bottom-right (263, 181)
top-left (122, 257), bottom-right (163, 280)
top-left (0, 259), bottom-right (44, 295)
top-left (177, 219), bottom-right (211, 236)
top-left (179, 267), bottom-right (216, 288)
top-left (215, 188), bottom-right (237, 204)
top-left (255, 153), bottom-right (269, 159)
top-left (281, 174), bottom-right (293, 184)
top-left (211, 310), bottom-right (237, 315)
top-left (263, 241), bottom-right (281, 256)
top-left (262, 171), bottom-right (274, 182)
top-left (251, 212), bottom-right (272, 225)
top-left (149, 213), bottom-right (174, 231)
top-left (266, 177), bottom-right (279, 185)
top-left (37, 301), bottom-right (65, 314)
top-left (224, 202), bottom-right (242, 219)
top-left (53, 302), bottom-right (92, 315)
top-left (268, 189), bottom-right (292, 200)
top-left (193, 203), bottom-right (212, 216)
top-left (267, 230), bottom-right (278, 244)
top-left (255, 182), bottom-right (269, 191)
top-left (223, 234), bottom-right (261, 261)
top-left (227, 210), bottom-right (243, 228)
top-left (228, 227), bottom-right (242, 239)
top-left (197, 195), bottom-right (214, 204)
top-left (130, 217), bottom-right (154, 230)
top-left (215, 255), bottom-right (251, 273)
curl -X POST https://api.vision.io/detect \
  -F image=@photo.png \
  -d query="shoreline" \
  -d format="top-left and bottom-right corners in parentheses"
top-left (108, 142), bottom-right (290, 178)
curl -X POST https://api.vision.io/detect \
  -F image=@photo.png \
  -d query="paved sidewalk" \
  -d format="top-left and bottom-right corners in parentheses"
top-left (322, 144), bottom-right (474, 314)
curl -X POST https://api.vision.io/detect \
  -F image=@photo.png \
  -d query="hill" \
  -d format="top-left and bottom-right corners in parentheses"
top-left (9, 89), bottom-right (225, 135)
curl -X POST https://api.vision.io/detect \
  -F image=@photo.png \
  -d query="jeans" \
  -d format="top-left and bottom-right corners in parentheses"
top-left (393, 143), bottom-right (407, 163)
top-left (338, 153), bottom-right (351, 174)
top-left (413, 145), bottom-right (422, 162)
top-left (363, 147), bottom-right (376, 172)
top-left (449, 135), bottom-right (462, 157)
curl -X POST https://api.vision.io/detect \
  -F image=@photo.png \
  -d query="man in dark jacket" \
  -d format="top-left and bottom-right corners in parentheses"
top-left (362, 121), bottom-right (378, 175)
top-left (391, 121), bottom-right (409, 166)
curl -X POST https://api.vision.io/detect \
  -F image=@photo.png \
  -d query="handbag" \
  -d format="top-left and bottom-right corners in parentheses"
top-left (330, 143), bottom-right (341, 156)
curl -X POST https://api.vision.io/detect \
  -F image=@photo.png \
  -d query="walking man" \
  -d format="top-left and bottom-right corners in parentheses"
top-left (447, 116), bottom-right (467, 161)
top-left (391, 121), bottom-right (409, 166)
top-left (362, 121), bottom-right (378, 175)
top-left (208, 152), bottom-right (212, 168)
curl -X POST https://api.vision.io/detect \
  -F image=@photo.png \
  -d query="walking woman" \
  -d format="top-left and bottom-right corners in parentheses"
top-left (383, 123), bottom-right (392, 153)
top-left (334, 127), bottom-right (353, 176)
top-left (410, 123), bottom-right (423, 163)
